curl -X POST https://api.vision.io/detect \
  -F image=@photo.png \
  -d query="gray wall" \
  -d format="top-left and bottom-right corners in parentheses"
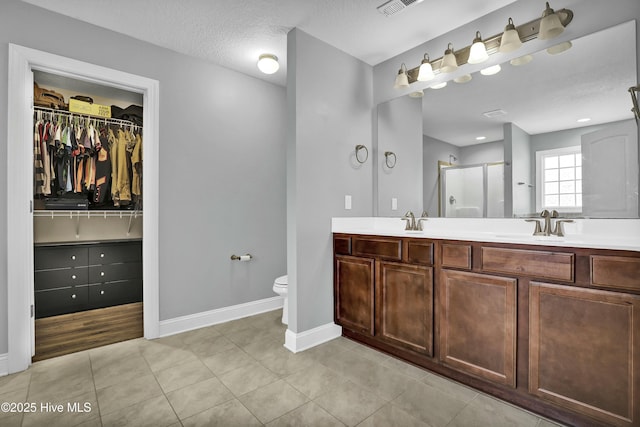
top-left (377, 96), bottom-right (423, 217)
top-left (287, 29), bottom-right (373, 333)
top-left (423, 135), bottom-right (460, 217)
top-left (1, 0), bottom-right (287, 353)
top-left (460, 141), bottom-right (504, 165)
top-left (504, 123), bottom-right (532, 217)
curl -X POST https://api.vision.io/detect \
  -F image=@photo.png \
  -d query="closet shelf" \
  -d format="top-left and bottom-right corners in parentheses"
top-left (34, 210), bottom-right (142, 219)
top-left (34, 106), bottom-right (141, 129)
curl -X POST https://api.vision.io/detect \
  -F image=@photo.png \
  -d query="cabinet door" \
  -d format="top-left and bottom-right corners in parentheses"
top-left (529, 283), bottom-right (640, 426)
top-left (378, 261), bottom-right (433, 356)
top-left (439, 270), bottom-right (517, 387)
top-left (335, 255), bottom-right (375, 336)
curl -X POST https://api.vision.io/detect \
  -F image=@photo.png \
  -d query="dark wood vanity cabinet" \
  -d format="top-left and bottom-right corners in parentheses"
top-left (334, 233), bottom-right (640, 427)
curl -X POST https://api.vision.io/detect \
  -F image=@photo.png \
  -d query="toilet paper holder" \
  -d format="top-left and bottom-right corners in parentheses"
top-left (230, 253), bottom-right (253, 261)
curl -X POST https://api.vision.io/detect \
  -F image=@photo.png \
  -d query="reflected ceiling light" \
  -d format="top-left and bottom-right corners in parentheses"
top-left (454, 74), bottom-right (472, 84)
top-left (539, 2), bottom-right (565, 40)
top-left (480, 64), bottom-right (501, 76)
top-left (416, 54), bottom-right (435, 81)
top-left (510, 54), bottom-right (533, 66)
top-left (476, 136), bottom-right (487, 141)
top-left (577, 118), bottom-right (591, 123)
top-left (257, 54), bottom-right (279, 74)
top-left (393, 63), bottom-right (410, 88)
top-left (499, 18), bottom-right (522, 53)
top-left (468, 31), bottom-right (489, 64)
top-left (547, 40), bottom-right (572, 55)
top-left (440, 43), bottom-right (458, 73)
top-left (430, 81), bottom-right (447, 89)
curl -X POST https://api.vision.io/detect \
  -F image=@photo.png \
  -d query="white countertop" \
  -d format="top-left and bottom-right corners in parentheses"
top-left (332, 217), bottom-right (640, 252)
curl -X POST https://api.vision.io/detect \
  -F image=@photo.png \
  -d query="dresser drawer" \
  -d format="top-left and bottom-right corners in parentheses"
top-left (35, 246), bottom-right (88, 269)
top-left (442, 243), bottom-right (472, 270)
top-left (89, 242), bottom-right (142, 264)
top-left (88, 280), bottom-right (142, 309)
top-left (352, 237), bottom-right (402, 261)
top-left (481, 247), bottom-right (574, 282)
top-left (35, 286), bottom-right (88, 318)
top-left (591, 255), bottom-right (640, 292)
top-left (89, 262), bottom-right (142, 283)
top-left (34, 267), bottom-right (88, 290)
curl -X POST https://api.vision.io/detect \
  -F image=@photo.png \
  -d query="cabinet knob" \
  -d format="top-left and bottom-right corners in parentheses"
top-left (100, 272), bottom-right (105, 277)
top-left (100, 253), bottom-right (105, 258)
top-left (71, 294), bottom-right (76, 299)
top-left (71, 275), bottom-right (77, 280)
top-left (71, 255), bottom-right (76, 260)
top-left (100, 290), bottom-right (105, 295)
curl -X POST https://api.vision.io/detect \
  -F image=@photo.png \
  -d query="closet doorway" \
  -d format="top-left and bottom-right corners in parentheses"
top-left (7, 45), bottom-right (160, 374)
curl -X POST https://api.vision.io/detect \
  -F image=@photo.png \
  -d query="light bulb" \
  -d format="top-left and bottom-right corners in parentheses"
top-left (257, 54), bottom-right (279, 74)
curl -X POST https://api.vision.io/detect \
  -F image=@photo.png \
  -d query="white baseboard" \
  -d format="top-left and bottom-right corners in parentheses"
top-left (0, 353), bottom-right (8, 377)
top-left (159, 296), bottom-right (284, 337)
top-left (284, 322), bottom-right (342, 353)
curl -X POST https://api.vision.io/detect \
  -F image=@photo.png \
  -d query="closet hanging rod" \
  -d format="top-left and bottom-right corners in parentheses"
top-left (33, 106), bottom-right (141, 128)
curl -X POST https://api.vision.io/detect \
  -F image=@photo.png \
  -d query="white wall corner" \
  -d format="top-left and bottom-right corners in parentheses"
top-left (158, 296), bottom-right (284, 337)
top-left (284, 323), bottom-right (342, 353)
top-left (0, 353), bottom-right (8, 377)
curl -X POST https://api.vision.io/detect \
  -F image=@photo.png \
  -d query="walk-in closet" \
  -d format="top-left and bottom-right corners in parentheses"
top-left (32, 70), bottom-right (144, 361)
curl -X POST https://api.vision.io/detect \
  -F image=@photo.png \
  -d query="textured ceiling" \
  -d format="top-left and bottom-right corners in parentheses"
top-left (22, 0), bottom-right (517, 86)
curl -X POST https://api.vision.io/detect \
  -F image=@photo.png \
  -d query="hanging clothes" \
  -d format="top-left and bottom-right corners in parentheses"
top-left (110, 128), bottom-right (132, 206)
top-left (131, 132), bottom-right (143, 200)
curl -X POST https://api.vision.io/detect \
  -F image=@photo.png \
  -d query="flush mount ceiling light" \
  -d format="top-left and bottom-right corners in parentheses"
top-left (454, 74), bottom-right (472, 84)
top-left (468, 32), bottom-right (489, 64)
top-left (476, 136), bottom-right (487, 141)
top-left (539, 2), bottom-right (565, 40)
top-left (392, 4), bottom-right (572, 88)
top-left (393, 63), bottom-right (410, 88)
top-left (577, 118), bottom-right (591, 123)
top-left (499, 18), bottom-right (522, 53)
top-left (408, 90), bottom-right (424, 98)
top-left (440, 43), bottom-right (458, 73)
top-left (416, 54), bottom-right (435, 81)
top-left (430, 81), bottom-right (447, 89)
top-left (257, 54), bottom-right (279, 74)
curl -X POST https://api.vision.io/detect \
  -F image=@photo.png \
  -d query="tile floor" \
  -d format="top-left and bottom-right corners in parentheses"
top-left (0, 309), bottom-right (565, 426)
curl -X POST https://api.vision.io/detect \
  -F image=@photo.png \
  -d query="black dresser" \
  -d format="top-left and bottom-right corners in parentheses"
top-left (34, 240), bottom-right (142, 318)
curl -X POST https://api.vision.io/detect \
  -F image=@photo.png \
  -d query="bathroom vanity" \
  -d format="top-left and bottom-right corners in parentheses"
top-left (333, 218), bottom-right (640, 427)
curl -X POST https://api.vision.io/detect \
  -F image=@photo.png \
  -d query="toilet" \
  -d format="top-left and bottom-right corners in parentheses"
top-left (273, 275), bottom-right (288, 325)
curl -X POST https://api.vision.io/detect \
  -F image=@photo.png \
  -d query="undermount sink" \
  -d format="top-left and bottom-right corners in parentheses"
top-left (491, 233), bottom-right (566, 242)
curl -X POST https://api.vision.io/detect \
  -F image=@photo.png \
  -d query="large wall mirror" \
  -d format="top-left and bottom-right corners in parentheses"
top-left (379, 20), bottom-right (639, 219)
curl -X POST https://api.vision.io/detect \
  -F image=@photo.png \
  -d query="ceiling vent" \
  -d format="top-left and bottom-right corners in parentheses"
top-left (482, 109), bottom-right (508, 118)
top-left (377, 0), bottom-right (422, 17)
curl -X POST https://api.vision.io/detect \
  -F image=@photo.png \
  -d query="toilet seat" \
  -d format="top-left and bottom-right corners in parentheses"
top-left (274, 275), bottom-right (288, 287)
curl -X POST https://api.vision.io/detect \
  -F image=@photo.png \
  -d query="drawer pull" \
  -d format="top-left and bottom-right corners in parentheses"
top-left (71, 294), bottom-right (76, 299)
top-left (71, 255), bottom-right (76, 260)
top-left (100, 290), bottom-right (105, 295)
top-left (100, 253), bottom-right (105, 258)
top-left (100, 272), bottom-right (105, 277)
top-left (71, 275), bottom-right (76, 280)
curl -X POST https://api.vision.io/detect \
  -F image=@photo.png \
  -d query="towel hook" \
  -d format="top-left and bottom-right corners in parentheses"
top-left (384, 151), bottom-right (397, 168)
top-left (355, 144), bottom-right (368, 164)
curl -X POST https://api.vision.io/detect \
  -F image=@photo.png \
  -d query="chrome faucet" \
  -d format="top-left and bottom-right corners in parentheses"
top-left (402, 211), bottom-right (417, 231)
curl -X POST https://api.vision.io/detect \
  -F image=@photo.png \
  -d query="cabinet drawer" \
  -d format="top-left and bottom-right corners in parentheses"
top-left (35, 286), bottom-right (88, 318)
top-left (89, 262), bottom-right (142, 283)
top-left (407, 240), bottom-right (433, 265)
top-left (591, 255), bottom-right (640, 292)
top-left (35, 246), bottom-right (88, 269)
top-left (34, 267), bottom-right (88, 290)
top-left (88, 280), bottom-right (143, 309)
top-left (481, 247), bottom-right (574, 282)
top-left (334, 236), bottom-right (351, 255)
top-left (89, 242), bottom-right (142, 264)
top-left (352, 237), bottom-right (402, 261)
top-left (442, 243), bottom-right (472, 270)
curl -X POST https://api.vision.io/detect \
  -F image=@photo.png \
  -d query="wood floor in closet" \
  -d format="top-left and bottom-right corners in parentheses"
top-left (33, 302), bottom-right (143, 362)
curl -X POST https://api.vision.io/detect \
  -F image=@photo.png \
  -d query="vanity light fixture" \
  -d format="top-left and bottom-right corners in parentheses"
top-left (454, 74), bottom-right (472, 84)
top-left (480, 64), bottom-right (501, 76)
top-left (547, 40), bottom-right (572, 55)
top-left (430, 81), bottom-right (447, 89)
top-left (440, 43), bottom-right (458, 73)
top-left (416, 54), bottom-right (435, 81)
top-left (468, 32), bottom-right (489, 64)
top-left (257, 54), bottom-right (279, 74)
top-left (539, 2), bottom-right (565, 40)
top-left (392, 4), bottom-right (572, 88)
top-left (499, 18), bottom-right (522, 53)
top-left (394, 63), bottom-right (410, 88)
